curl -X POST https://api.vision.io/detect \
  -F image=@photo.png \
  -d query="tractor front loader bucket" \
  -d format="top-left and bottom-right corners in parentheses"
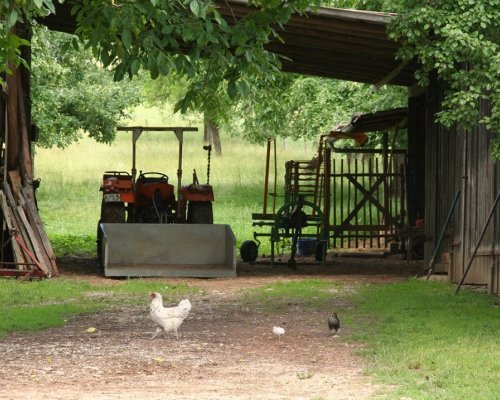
top-left (99, 223), bottom-right (236, 278)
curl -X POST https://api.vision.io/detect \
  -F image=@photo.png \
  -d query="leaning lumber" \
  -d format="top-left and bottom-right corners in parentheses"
top-left (0, 190), bottom-right (26, 267)
top-left (21, 185), bottom-right (58, 275)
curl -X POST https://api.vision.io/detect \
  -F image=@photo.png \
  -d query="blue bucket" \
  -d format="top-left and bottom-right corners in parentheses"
top-left (297, 238), bottom-right (317, 256)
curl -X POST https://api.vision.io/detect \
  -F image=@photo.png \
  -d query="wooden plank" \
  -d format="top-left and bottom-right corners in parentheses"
top-left (16, 71), bottom-right (33, 181)
top-left (8, 170), bottom-right (22, 200)
top-left (6, 175), bottom-right (43, 271)
top-left (22, 186), bottom-right (58, 275)
top-left (16, 203), bottom-right (50, 275)
top-left (0, 191), bottom-right (26, 266)
top-left (6, 61), bottom-right (20, 172)
top-left (3, 182), bottom-right (37, 260)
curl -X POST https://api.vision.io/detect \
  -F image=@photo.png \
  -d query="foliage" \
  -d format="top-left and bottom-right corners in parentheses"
top-left (0, 0), bottom-right (55, 81)
top-left (351, 279), bottom-right (500, 399)
top-left (224, 74), bottom-right (407, 144)
top-left (31, 26), bottom-right (140, 148)
top-left (71, 0), bottom-right (320, 118)
top-left (141, 64), bottom-right (406, 146)
top-left (49, 233), bottom-right (96, 256)
top-left (3, 0), bottom-right (499, 156)
top-left (388, 0), bottom-right (500, 158)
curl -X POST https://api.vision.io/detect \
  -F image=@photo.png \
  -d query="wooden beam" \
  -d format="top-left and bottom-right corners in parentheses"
top-left (5, 63), bottom-right (20, 172)
top-left (16, 71), bottom-right (33, 181)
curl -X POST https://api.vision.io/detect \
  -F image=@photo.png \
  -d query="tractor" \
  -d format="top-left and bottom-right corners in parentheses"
top-left (96, 126), bottom-right (224, 272)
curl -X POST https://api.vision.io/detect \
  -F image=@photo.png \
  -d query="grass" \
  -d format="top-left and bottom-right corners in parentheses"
top-left (241, 278), bottom-right (342, 311)
top-left (241, 277), bottom-right (500, 399)
top-left (350, 279), bottom-right (500, 399)
top-left (34, 105), bottom-right (318, 257)
top-left (0, 277), bottom-right (201, 337)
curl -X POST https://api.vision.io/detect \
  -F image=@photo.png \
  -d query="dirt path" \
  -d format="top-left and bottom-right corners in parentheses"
top-left (0, 257), bottom-right (423, 399)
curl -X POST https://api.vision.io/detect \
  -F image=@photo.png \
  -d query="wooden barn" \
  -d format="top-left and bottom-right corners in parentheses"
top-left (1, 1), bottom-right (498, 292)
top-left (415, 78), bottom-right (500, 294)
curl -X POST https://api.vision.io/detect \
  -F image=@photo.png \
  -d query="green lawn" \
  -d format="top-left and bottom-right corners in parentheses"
top-left (0, 277), bottom-right (200, 336)
top-left (350, 279), bottom-right (500, 399)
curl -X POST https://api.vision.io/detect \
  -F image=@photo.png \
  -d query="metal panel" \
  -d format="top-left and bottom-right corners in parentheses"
top-left (101, 224), bottom-right (236, 278)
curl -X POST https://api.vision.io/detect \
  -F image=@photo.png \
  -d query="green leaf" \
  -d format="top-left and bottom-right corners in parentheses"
top-left (150, 63), bottom-right (159, 80)
top-left (6, 10), bottom-right (18, 29)
top-left (157, 53), bottom-right (169, 76)
top-left (237, 79), bottom-right (249, 97)
top-left (190, 0), bottom-right (200, 17)
top-left (130, 59), bottom-right (140, 75)
top-left (227, 80), bottom-right (237, 99)
top-left (121, 28), bottom-right (132, 49)
top-left (42, 0), bottom-right (55, 13)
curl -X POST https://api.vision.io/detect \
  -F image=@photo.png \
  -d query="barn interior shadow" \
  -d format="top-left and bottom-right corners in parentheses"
top-left (56, 254), bottom-right (425, 280)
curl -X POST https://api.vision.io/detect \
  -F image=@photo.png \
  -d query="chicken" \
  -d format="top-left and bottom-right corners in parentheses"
top-left (150, 292), bottom-right (192, 339)
top-left (328, 312), bottom-right (340, 335)
top-left (272, 326), bottom-right (285, 338)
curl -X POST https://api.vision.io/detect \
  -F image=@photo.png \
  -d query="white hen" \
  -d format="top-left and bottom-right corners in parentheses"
top-left (150, 292), bottom-right (192, 339)
top-left (272, 326), bottom-right (285, 338)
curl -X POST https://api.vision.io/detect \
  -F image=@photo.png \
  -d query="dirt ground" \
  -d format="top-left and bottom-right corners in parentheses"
top-left (0, 255), bottom-right (424, 400)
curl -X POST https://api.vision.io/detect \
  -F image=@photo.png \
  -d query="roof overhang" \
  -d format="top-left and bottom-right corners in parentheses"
top-left (39, 1), bottom-right (416, 86)
top-left (336, 107), bottom-right (408, 134)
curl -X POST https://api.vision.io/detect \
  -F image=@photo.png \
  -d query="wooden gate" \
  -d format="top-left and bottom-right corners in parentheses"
top-left (326, 148), bottom-right (407, 250)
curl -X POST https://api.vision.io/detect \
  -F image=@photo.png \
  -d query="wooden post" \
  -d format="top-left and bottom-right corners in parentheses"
top-left (263, 139), bottom-right (271, 215)
top-left (324, 143), bottom-right (331, 248)
top-left (6, 64), bottom-right (20, 172)
top-left (16, 72), bottom-right (33, 181)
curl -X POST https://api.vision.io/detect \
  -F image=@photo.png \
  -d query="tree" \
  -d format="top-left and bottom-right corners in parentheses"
top-left (31, 26), bottom-right (140, 148)
top-left (2, 1), bottom-right (498, 157)
top-left (2, 0), bottom-right (320, 150)
top-left (71, 0), bottom-right (320, 114)
top-left (1, 1), bottom-right (54, 80)
top-left (387, 0), bottom-right (500, 158)
top-left (222, 74), bottom-right (407, 145)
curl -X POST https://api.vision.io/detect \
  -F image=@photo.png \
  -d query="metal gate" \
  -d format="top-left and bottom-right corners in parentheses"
top-left (326, 148), bottom-right (407, 250)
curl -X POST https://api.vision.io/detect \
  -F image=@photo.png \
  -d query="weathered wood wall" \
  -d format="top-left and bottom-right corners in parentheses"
top-left (422, 75), bottom-right (500, 293)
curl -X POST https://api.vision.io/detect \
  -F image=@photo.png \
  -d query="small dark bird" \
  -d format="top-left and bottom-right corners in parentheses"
top-left (328, 313), bottom-right (340, 334)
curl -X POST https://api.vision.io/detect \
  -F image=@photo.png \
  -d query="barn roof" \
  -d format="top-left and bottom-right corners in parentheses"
top-left (39, 0), bottom-right (417, 87)
top-left (338, 107), bottom-right (408, 134)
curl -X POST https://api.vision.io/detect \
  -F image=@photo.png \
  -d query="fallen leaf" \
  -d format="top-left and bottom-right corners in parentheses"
top-left (86, 327), bottom-right (96, 333)
top-left (154, 356), bottom-right (165, 364)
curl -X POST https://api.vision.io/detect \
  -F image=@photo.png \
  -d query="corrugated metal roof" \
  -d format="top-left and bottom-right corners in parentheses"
top-left (39, 0), bottom-right (416, 86)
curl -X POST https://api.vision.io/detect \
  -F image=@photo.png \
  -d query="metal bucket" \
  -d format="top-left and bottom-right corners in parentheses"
top-left (99, 223), bottom-right (236, 278)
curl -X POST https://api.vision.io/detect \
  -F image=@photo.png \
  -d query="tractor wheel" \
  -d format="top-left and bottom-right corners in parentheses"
top-left (187, 202), bottom-right (213, 224)
top-left (100, 201), bottom-right (126, 223)
top-left (240, 240), bottom-right (258, 263)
